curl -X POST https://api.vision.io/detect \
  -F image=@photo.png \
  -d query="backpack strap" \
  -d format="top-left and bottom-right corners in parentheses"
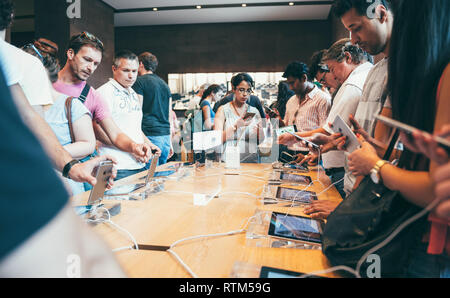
top-left (78, 84), bottom-right (91, 104)
top-left (65, 97), bottom-right (75, 144)
top-left (382, 129), bottom-right (400, 161)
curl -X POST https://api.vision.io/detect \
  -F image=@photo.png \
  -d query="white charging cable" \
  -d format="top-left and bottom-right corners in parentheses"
top-left (295, 191), bottom-right (443, 278)
top-left (86, 205), bottom-right (139, 252)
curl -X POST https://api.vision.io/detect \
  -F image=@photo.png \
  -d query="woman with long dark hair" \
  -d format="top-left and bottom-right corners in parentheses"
top-left (347, 0), bottom-right (450, 277)
top-left (199, 84), bottom-right (222, 131)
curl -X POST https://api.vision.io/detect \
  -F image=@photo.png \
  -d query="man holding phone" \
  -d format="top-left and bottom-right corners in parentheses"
top-left (277, 61), bottom-right (331, 157)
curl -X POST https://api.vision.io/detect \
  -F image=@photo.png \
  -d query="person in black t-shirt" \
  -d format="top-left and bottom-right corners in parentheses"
top-left (133, 52), bottom-right (173, 165)
top-left (213, 91), bottom-right (266, 119)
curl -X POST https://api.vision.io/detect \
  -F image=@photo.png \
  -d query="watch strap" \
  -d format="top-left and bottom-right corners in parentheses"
top-left (63, 159), bottom-right (80, 178)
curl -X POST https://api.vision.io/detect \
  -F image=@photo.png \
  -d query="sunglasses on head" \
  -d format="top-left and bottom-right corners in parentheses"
top-left (79, 31), bottom-right (104, 48)
top-left (22, 43), bottom-right (44, 61)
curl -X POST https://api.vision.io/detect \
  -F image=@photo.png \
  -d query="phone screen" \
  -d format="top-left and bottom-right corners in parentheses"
top-left (276, 126), bottom-right (296, 136)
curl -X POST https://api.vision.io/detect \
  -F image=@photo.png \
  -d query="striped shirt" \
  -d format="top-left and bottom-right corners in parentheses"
top-left (284, 86), bottom-right (331, 151)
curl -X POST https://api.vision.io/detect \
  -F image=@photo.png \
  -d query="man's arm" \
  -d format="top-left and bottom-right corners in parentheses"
top-left (98, 117), bottom-right (151, 163)
top-left (10, 84), bottom-right (73, 172)
top-left (9, 84), bottom-right (105, 184)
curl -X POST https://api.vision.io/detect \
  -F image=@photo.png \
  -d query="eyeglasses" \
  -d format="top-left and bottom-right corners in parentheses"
top-left (318, 63), bottom-right (330, 73)
top-left (22, 43), bottom-right (44, 61)
top-left (237, 88), bottom-right (253, 95)
top-left (79, 31), bottom-right (104, 48)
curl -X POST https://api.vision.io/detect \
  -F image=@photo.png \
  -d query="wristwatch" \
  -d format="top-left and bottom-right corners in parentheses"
top-left (370, 160), bottom-right (390, 184)
top-left (62, 159), bottom-right (80, 179)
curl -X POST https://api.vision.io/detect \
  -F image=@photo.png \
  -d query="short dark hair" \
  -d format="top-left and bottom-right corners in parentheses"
top-left (113, 50), bottom-right (138, 67)
top-left (282, 61), bottom-right (311, 81)
top-left (67, 32), bottom-right (105, 56)
top-left (332, 0), bottom-right (390, 19)
top-left (231, 73), bottom-right (254, 89)
top-left (139, 52), bottom-right (158, 72)
top-left (323, 38), bottom-right (369, 65)
top-left (308, 50), bottom-right (329, 79)
top-left (0, 0), bottom-right (14, 31)
top-left (34, 38), bottom-right (58, 57)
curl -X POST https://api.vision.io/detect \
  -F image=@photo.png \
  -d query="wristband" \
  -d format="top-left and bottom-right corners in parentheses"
top-left (62, 159), bottom-right (80, 179)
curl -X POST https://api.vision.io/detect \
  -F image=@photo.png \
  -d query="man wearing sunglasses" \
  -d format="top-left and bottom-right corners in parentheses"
top-left (54, 32), bottom-right (153, 167)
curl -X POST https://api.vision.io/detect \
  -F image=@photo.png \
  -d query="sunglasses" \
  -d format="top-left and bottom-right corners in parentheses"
top-left (22, 43), bottom-right (44, 61)
top-left (79, 31), bottom-right (104, 48)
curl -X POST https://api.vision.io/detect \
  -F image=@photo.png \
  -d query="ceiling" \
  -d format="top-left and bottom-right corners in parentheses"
top-left (103, 0), bottom-right (333, 26)
top-left (10, 0), bottom-right (333, 32)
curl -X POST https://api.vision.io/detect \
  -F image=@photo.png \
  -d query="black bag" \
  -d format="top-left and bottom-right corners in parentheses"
top-left (321, 131), bottom-right (426, 277)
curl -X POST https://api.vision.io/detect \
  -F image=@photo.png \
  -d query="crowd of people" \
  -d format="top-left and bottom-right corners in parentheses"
top-left (0, 0), bottom-right (449, 277)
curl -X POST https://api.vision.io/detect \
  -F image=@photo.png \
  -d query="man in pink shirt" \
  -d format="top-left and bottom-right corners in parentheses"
top-left (54, 32), bottom-right (158, 165)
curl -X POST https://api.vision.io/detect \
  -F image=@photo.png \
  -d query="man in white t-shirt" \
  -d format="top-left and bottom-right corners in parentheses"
top-left (97, 50), bottom-right (161, 180)
top-left (0, 37), bottom-right (53, 113)
top-left (278, 38), bottom-right (373, 198)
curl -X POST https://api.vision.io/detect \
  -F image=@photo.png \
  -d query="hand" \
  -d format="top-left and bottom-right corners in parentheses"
top-left (433, 162), bottom-right (450, 220)
top-left (277, 132), bottom-right (298, 146)
top-left (347, 134), bottom-right (381, 176)
top-left (304, 201), bottom-right (340, 219)
top-left (148, 142), bottom-right (162, 157)
top-left (349, 114), bottom-right (370, 141)
top-left (68, 155), bottom-right (118, 189)
top-left (234, 117), bottom-right (252, 130)
top-left (405, 125), bottom-right (450, 165)
top-left (296, 152), bottom-right (318, 166)
top-left (269, 107), bottom-right (281, 120)
top-left (131, 143), bottom-right (150, 163)
top-left (307, 133), bottom-right (346, 154)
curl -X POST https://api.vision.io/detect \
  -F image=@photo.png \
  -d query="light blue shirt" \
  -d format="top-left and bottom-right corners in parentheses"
top-left (45, 95), bottom-right (91, 146)
top-left (45, 95), bottom-right (92, 196)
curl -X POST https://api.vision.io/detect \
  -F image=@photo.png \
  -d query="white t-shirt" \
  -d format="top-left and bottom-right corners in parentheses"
top-left (322, 62), bottom-right (373, 170)
top-left (0, 38), bottom-right (53, 106)
top-left (97, 79), bottom-right (145, 170)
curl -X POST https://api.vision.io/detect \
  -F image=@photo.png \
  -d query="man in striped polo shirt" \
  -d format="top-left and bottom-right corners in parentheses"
top-left (278, 61), bottom-right (331, 156)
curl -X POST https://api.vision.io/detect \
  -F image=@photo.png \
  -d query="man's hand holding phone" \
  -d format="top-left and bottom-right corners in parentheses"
top-left (69, 155), bottom-right (118, 189)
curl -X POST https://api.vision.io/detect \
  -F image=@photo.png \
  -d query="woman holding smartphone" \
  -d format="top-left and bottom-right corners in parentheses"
top-left (345, 0), bottom-right (450, 277)
top-left (214, 73), bottom-right (264, 163)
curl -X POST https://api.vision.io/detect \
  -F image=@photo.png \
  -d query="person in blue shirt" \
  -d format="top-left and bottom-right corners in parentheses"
top-left (199, 84), bottom-right (223, 131)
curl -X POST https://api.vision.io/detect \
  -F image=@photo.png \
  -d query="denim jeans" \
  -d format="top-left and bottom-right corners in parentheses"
top-left (146, 135), bottom-right (171, 166)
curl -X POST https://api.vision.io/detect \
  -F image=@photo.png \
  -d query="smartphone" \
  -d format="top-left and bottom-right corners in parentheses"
top-left (286, 131), bottom-right (320, 150)
top-left (331, 115), bottom-right (360, 153)
top-left (283, 163), bottom-right (309, 172)
top-left (87, 160), bottom-right (114, 206)
top-left (264, 105), bottom-right (276, 115)
top-left (243, 112), bottom-right (256, 121)
top-left (259, 266), bottom-right (325, 278)
top-left (276, 125), bottom-right (297, 137)
top-left (376, 115), bottom-right (450, 153)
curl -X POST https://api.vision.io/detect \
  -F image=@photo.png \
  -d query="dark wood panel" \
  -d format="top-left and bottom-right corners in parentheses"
top-left (34, 0), bottom-right (114, 89)
top-left (115, 20), bottom-right (332, 82)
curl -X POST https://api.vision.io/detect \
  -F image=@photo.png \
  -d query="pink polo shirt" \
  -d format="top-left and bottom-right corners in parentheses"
top-left (53, 80), bottom-right (111, 123)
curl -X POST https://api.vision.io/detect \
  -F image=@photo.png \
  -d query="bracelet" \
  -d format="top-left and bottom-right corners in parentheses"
top-left (62, 159), bottom-right (80, 179)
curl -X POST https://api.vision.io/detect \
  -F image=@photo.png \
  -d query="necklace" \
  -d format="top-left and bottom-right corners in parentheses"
top-left (231, 100), bottom-right (247, 118)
